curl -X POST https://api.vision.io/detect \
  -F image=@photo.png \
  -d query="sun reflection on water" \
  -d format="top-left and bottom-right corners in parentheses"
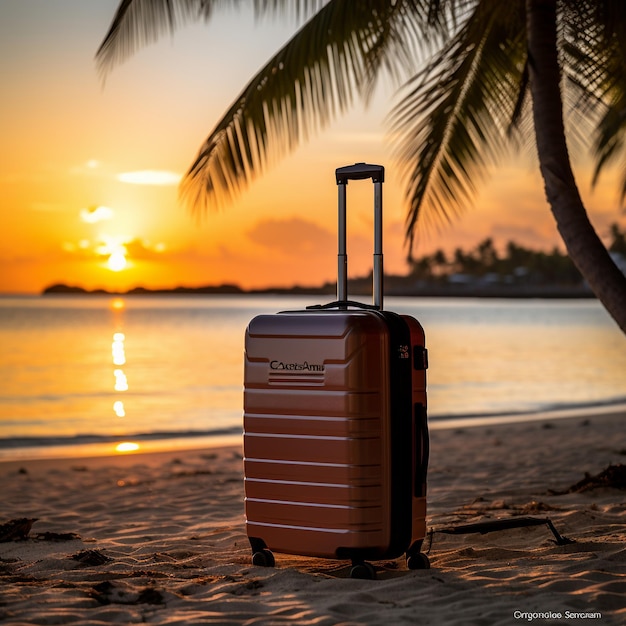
top-left (114, 368), bottom-right (128, 391)
top-left (112, 332), bottom-right (126, 365)
top-left (110, 299), bottom-right (130, 450)
top-left (115, 442), bottom-right (140, 453)
top-left (108, 300), bottom-right (139, 453)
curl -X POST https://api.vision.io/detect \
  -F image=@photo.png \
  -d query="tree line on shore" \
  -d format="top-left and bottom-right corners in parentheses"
top-left (408, 223), bottom-right (626, 286)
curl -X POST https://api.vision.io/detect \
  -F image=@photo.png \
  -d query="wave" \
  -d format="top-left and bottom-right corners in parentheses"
top-left (0, 426), bottom-right (242, 451)
top-left (429, 396), bottom-right (626, 422)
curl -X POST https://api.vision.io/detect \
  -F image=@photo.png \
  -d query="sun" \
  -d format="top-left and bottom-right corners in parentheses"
top-left (96, 236), bottom-right (129, 272)
top-left (108, 249), bottom-right (128, 272)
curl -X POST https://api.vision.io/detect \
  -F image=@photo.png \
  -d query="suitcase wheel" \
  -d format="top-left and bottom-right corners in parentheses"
top-left (349, 561), bottom-right (376, 580)
top-left (251, 549), bottom-right (275, 568)
top-left (406, 552), bottom-right (430, 570)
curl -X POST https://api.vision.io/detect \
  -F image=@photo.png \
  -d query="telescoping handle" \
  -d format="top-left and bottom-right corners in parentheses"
top-left (335, 163), bottom-right (385, 310)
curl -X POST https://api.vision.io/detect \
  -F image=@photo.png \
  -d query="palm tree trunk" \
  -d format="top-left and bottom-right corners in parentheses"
top-left (526, 0), bottom-right (626, 334)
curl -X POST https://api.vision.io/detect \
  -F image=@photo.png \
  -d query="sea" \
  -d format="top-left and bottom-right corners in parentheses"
top-left (1, 294), bottom-right (625, 461)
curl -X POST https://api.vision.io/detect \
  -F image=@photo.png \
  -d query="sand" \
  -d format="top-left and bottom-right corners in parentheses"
top-left (1, 411), bottom-right (625, 625)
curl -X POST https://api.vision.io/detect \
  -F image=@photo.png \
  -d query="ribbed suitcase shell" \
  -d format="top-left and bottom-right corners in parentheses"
top-left (243, 309), bottom-right (428, 562)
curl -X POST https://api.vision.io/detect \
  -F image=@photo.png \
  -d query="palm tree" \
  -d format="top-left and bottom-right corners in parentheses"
top-left (97, 0), bottom-right (626, 333)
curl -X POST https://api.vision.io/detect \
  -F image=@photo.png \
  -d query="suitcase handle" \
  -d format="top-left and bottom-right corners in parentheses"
top-left (306, 300), bottom-right (379, 311)
top-left (335, 163), bottom-right (385, 184)
top-left (335, 163), bottom-right (385, 310)
top-left (415, 403), bottom-right (429, 498)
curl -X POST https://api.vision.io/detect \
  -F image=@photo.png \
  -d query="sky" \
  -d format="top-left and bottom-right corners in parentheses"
top-left (1, 0), bottom-right (624, 295)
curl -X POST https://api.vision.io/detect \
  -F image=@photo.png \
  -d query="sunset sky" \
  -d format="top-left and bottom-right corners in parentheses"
top-left (1, 0), bottom-right (624, 295)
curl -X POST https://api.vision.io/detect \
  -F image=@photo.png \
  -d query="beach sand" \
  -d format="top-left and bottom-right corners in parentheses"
top-left (1, 412), bottom-right (625, 625)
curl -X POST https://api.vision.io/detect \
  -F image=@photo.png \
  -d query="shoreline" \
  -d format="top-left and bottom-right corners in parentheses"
top-left (2, 402), bottom-right (626, 464)
top-left (1, 408), bottom-right (624, 624)
top-left (0, 408), bottom-right (621, 472)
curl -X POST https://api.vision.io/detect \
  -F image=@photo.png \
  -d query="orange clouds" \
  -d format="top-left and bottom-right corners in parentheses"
top-left (247, 217), bottom-right (334, 254)
top-left (80, 205), bottom-right (114, 224)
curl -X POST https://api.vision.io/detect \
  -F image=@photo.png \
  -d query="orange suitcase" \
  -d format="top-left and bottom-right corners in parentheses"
top-left (243, 164), bottom-right (429, 578)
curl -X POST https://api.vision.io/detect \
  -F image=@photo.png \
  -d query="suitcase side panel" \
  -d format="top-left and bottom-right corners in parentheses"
top-left (375, 311), bottom-right (413, 559)
top-left (401, 314), bottom-right (429, 546)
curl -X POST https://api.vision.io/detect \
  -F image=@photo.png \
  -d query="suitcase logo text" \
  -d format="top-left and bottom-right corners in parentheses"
top-left (270, 360), bottom-right (325, 372)
top-left (398, 345), bottom-right (410, 359)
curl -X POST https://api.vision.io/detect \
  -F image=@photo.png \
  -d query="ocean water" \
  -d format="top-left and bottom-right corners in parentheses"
top-left (1, 294), bottom-right (624, 460)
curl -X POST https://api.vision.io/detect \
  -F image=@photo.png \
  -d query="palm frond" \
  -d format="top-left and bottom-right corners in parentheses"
top-left (98, 0), bottom-right (457, 212)
top-left (96, 0), bottom-right (325, 76)
top-left (589, 1), bottom-right (626, 200)
top-left (592, 99), bottom-right (626, 198)
top-left (181, 0), bottom-right (450, 211)
top-left (388, 0), bottom-right (527, 251)
top-left (97, 0), bottom-right (213, 76)
top-left (561, 0), bottom-right (626, 198)
top-left (96, 0), bottom-right (330, 78)
top-left (356, 0), bottom-right (453, 103)
top-left (251, 0), bottom-right (329, 21)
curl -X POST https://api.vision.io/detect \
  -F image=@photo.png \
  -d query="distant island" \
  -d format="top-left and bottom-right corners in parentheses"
top-left (42, 282), bottom-right (335, 297)
top-left (42, 276), bottom-right (595, 299)
top-left (43, 283), bottom-right (251, 296)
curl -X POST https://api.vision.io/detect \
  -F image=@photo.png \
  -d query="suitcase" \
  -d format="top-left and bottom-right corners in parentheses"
top-left (243, 163), bottom-right (430, 578)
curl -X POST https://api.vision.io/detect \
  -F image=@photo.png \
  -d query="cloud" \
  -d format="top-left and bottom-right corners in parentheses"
top-left (80, 205), bottom-right (114, 223)
top-left (117, 170), bottom-right (182, 186)
top-left (123, 238), bottom-right (167, 259)
top-left (247, 218), bottom-right (334, 255)
top-left (61, 240), bottom-right (96, 259)
top-left (60, 237), bottom-right (165, 260)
